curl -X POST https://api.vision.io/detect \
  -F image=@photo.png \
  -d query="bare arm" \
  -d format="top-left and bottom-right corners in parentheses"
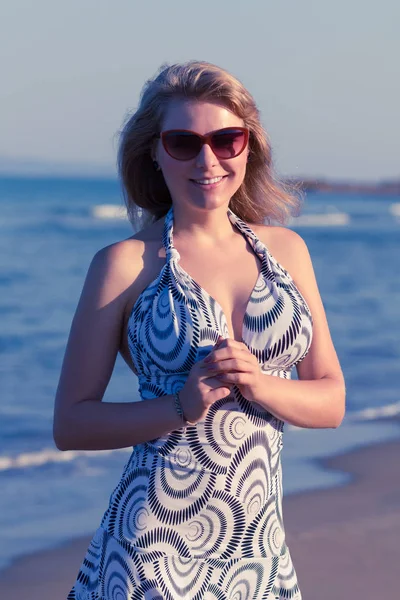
top-left (53, 242), bottom-right (183, 451)
top-left (55, 396), bottom-right (184, 451)
top-left (251, 375), bottom-right (345, 429)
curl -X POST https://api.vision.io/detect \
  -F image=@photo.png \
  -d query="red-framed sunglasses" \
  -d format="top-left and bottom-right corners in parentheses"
top-left (159, 127), bottom-right (249, 161)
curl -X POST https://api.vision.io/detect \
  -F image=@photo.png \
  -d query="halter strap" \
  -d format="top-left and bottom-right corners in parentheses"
top-left (162, 204), bottom-right (266, 263)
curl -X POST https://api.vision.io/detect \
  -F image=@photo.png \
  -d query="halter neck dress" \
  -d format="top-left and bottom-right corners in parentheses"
top-left (68, 204), bottom-right (313, 600)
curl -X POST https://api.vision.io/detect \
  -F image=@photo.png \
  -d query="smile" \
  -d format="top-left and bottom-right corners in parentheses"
top-left (190, 176), bottom-right (227, 187)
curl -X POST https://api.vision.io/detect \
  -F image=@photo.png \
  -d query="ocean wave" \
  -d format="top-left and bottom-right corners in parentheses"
top-left (90, 207), bottom-right (355, 227)
top-left (91, 204), bottom-right (128, 219)
top-left (346, 401), bottom-right (400, 421)
top-left (283, 402), bottom-right (400, 432)
top-left (92, 207), bottom-right (353, 227)
top-left (1, 206), bottom-right (399, 229)
top-left (389, 203), bottom-right (400, 217)
top-left (0, 446), bottom-right (131, 472)
top-left (288, 213), bottom-right (350, 226)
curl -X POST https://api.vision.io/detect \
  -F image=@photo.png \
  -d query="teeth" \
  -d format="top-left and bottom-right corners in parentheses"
top-left (194, 176), bottom-right (224, 185)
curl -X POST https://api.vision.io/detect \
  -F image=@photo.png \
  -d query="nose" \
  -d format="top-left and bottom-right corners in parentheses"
top-left (195, 142), bottom-right (218, 169)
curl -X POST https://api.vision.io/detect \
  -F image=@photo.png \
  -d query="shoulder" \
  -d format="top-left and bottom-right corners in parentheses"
top-left (83, 237), bottom-right (146, 319)
top-left (91, 216), bottom-right (165, 281)
top-left (90, 238), bottom-right (143, 286)
top-left (251, 224), bottom-right (312, 279)
top-left (86, 217), bottom-right (166, 312)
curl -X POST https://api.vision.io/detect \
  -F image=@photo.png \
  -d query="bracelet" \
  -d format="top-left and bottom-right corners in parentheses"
top-left (173, 390), bottom-right (194, 428)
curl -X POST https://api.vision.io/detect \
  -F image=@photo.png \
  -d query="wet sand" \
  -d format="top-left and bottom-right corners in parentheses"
top-left (1, 436), bottom-right (399, 599)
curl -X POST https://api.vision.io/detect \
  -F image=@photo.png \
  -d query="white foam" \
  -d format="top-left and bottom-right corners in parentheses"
top-left (389, 203), bottom-right (400, 217)
top-left (285, 401), bottom-right (400, 432)
top-left (289, 213), bottom-right (350, 226)
top-left (92, 204), bottom-right (128, 220)
top-left (0, 446), bottom-right (131, 472)
top-left (347, 401), bottom-right (400, 421)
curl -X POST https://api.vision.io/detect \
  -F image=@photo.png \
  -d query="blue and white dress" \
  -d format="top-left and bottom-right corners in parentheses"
top-left (68, 204), bottom-right (313, 599)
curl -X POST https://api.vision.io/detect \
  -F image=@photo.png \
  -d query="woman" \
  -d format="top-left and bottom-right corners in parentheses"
top-left (54, 60), bottom-right (345, 599)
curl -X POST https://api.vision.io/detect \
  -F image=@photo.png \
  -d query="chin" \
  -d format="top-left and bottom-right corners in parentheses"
top-left (193, 195), bottom-right (232, 210)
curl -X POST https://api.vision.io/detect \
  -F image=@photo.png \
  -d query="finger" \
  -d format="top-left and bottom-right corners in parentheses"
top-left (202, 337), bottom-right (228, 363)
top-left (215, 372), bottom-right (252, 384)
top-left (212, 336), bottom-right (226, 350)
top-left (200, 370), bottom-right (236, 384)
top-left (204, 344), bottom-right (250, 365)
top-left (205, 358), bottom-right (255, 373)
top-left (218, 339), bottom-right (249, 351)
top-left (201, 374), bottom-right (234, 391)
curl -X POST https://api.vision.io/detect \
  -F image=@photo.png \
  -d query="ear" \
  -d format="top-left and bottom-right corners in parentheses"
top-left (151, 138), bottom-right (159, 163)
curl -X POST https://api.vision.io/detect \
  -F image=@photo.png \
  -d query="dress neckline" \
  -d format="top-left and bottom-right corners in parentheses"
top-left (162, 204), bottom-right (267, 343)
top-left (163, 204), bottom-right (266, 263)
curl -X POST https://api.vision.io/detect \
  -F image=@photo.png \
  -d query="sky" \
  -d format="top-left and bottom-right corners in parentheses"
top-left (1, 0), bottom-right (399, 181)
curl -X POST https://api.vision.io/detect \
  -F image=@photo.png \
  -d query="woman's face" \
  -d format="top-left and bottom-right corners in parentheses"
top-left (154, 98), bottom-right (248, 212)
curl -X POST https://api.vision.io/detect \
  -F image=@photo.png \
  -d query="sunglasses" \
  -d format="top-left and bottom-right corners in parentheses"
top-left (159, 127), bottom-right (249, 161)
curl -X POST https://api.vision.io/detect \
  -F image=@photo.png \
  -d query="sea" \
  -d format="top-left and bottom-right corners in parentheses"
top-left (1, 175), bottom-right (399, 571)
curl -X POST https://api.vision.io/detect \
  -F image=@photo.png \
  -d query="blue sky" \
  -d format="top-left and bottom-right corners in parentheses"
top-left (1, 0), bottom-right (399, 180)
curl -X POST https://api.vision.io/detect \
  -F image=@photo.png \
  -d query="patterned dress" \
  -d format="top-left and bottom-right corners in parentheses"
top-left (68, 204), bottom-right (313, 599)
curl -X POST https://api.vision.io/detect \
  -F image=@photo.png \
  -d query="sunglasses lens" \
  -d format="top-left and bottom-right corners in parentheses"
top-left (162, 132), bottom-right (202, 160)
top-left (161, 128), bottom-right (248, 160)
top-left (211, 129), bottom-right (247, 158)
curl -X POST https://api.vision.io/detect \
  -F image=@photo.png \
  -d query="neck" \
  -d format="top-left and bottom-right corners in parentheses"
top-left (170, 202), bottom-right (236, 247)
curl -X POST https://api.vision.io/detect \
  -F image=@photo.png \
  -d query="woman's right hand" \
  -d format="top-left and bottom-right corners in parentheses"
top-left (178, 337), bottom-right (234, 424)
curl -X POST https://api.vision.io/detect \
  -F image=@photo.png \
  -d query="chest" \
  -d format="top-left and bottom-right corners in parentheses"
top-left (127, 240), bottom-right (313, 378)
top-left (176, 244), bottom-right (263, 343)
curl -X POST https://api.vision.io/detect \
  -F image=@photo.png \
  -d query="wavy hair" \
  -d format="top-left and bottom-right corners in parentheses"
top-left (117, 60), bottom-right (303, 229)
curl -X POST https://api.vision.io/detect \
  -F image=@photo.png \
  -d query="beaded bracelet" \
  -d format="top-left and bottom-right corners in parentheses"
top-left (173, 390), bottom-right (194, 429)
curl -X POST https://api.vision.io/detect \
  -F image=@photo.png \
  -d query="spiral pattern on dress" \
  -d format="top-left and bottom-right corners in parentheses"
top-left (68, 204), bottom-right (311, 599)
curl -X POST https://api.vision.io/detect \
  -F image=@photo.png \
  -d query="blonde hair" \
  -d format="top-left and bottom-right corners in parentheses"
top-left (117, 60), bottom-right (303, 229)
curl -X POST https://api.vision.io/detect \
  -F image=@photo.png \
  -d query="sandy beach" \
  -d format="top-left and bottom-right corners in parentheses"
top-left (1, 434), bottom-right (399, 600)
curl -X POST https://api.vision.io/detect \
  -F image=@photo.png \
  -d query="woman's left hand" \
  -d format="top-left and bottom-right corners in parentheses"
top-left (201, 337), bottom-right (264, 403)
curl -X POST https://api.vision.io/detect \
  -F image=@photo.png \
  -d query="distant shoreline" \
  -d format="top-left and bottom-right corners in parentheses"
top-left (287, 177), bottom-right (400, 195)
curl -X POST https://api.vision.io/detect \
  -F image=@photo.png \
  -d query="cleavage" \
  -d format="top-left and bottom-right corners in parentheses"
top-left (177, 245), bottom-right (263, 343)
